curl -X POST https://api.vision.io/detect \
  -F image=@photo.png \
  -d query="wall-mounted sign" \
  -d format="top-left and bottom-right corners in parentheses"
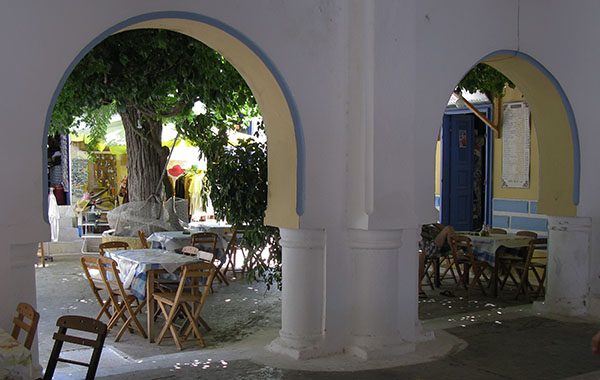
top-left (501, 102), bottom-right (530, 188)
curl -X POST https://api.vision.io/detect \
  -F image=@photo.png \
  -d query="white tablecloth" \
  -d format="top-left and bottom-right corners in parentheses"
top-left (105, 249), bottom-right (199, 299)
top-left (458, 233), bottom-right (532, 266)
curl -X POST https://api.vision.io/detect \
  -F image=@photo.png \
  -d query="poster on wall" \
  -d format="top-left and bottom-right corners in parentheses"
top-left (502, 101), bottom-right (530, 188)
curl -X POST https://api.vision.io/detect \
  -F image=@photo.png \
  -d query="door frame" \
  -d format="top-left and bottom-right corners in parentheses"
top-left (441, 103), bottom-right (494, 226)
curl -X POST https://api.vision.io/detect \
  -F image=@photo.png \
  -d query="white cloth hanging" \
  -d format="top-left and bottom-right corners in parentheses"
top-left (48, 189), bottom-right (60, 242)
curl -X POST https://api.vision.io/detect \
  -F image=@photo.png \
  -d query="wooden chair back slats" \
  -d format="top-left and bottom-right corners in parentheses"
top-left (81, 256), bottom-right (113, 322)
top-left (516, 230), bottom-right (538, 238)
top-left (191, 232), bottom-right (218, 255)
top-left (191, 231), bottom-right (228, 285)
top-left (11, 302), bottom-right (40, 350)
top-left (43, 315), bottom-right (107, 380)
top-left (138, 230), bottom-right (149, 249)
top-left (98, 241), bottom-right (129, 257)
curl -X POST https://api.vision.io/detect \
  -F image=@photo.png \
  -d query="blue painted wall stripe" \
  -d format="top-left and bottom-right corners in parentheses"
top-left (530, 201), bottom-right (538, 214)
top-left (492, 215), bottom-right (510, 228)
top-left (510, 216), bottom-right (548, 231)
top-left (493, 199), bottom-right (529, 213)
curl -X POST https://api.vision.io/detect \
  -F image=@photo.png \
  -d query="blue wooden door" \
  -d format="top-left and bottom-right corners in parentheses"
top-left (441, 114), bottom-right (475, 231)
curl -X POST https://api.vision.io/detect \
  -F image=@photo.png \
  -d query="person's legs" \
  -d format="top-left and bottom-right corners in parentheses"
top-left (434, 225), bottom-right (455, 248)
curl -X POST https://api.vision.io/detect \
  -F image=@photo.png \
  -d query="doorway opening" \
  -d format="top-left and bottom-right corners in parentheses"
top-left (440, 102), bottom-right (493, 232)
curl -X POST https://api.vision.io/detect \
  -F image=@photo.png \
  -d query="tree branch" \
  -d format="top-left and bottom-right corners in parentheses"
top-left (138, 101), bottom-right (187, 119)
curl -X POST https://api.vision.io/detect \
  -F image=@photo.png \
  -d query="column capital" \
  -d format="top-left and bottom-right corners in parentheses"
top-left (279, 227), bottom-right (325, 249)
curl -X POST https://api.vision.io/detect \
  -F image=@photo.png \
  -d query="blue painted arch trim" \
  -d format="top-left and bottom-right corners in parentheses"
top-left (43, 11), bottom-right (305, 218)
top-left (480, 50), bottom-right (581, 206)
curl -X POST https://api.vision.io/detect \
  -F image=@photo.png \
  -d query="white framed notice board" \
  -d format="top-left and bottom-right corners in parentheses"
top-left (501, 101), bottom-right (530, 188)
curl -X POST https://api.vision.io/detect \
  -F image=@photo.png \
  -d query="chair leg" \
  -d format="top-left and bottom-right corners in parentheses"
top-left (181, 303), bottom-right (205, 347)
top-left (156, 302), bottom-right (183, 350)
top-left (114, 299), bottom-right (147, 342)
top-left (94, 297), bottom-right (113, 322)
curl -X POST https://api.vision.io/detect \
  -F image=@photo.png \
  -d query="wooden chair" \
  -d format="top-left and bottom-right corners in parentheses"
top-left (138, 230), bottom-right (150, 249)
top-left (81, 256), bottom-right (114, 322)
top-left (43, 315), bottom-right (107, 380)
top-left (490, 228), bottom-right (507, 235)
top-left (154, 262), bottom-right (217, 350)
top-left (191, 232), bottom-right (228, 285)
top-left (421, 256), bottom-right (436, 291)
top-left (514, 238), bottom-right (548, 302)
top-left (449, 235), bottom-right (492, 297)
top-left (497, 231), bottom-right (538, 290)
top-left (11, 302), bottom-right (39, 350)
top-left (438, 255), bottom-right (459, 284)
top-left (98, 241), bottom-right (129, 257)
top-left (97, 257), bottom-right (147, 341)
top-left (516, 230), bottom-right (538, 239)
top-left (221, 227), bottom-right (247, 277)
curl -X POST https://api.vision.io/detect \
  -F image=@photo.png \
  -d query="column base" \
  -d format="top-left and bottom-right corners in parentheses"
top-left (532, 295), bottom-right (588, 317)
top-left (346, 334), bottom-right (416, 360)
top-left (267, 331), bottom-right (331, 360)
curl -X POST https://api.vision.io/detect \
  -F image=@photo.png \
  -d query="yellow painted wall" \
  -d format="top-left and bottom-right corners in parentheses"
top-left (492, 87), bottom-right (540, 201)
top-left (485, 55), bottom-right (576, 216)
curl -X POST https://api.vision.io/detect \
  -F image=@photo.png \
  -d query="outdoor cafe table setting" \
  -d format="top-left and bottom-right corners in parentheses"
top-left (103, 248), bottom-right (202, 342)
top-left (147, 224), bottom-right (231, 257)
top-left (0, 327), bottom-right (33, 380)
top-left (456, 231), bottom-right (533, 296)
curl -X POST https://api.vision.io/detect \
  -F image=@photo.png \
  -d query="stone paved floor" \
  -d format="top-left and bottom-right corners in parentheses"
top-left (35, 254), bottom-right (600, 380)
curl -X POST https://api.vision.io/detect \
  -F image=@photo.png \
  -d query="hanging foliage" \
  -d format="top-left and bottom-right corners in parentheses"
top-left (456, 63), bottom-right (515, 101)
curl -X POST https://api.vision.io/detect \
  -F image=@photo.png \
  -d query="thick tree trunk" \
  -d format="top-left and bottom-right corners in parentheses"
top-left (121, 108), bottom-right (173, 202)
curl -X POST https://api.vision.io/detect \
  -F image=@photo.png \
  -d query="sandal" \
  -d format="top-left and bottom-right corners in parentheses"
top-left (419, 291), bottom-right (429, 299)
top-left (440, 290), bottom-right (455, 297)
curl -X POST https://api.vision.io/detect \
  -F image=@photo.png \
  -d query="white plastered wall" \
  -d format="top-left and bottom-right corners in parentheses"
top-left (1, 0), bottom-right (600, 368)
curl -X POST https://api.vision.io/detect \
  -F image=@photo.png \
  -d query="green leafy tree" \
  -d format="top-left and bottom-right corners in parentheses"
top-left (50, 29), bottom-right (257, 201)
top-left (456, 63), bottom-right (515, 101)
top-left (179, 117), bottom-right (282, 290)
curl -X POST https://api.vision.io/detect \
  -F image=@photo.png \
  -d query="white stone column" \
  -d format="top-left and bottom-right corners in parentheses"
top-left (346, 228), bottom-right (419, 359)
top-left (535, 216), bottom-right (591, 316)
top-left (267, 228), bottom-right (326, 359)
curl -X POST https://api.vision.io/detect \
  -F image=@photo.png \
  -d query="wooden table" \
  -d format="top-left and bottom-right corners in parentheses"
top-left (0, 327), bottom-right (33, 380)
top-left (104, 249), bottom-right (200, 342)
top-left (457, 232), bottom-right (532, 296)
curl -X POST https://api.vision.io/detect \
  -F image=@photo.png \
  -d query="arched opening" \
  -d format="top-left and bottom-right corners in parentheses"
top-left (420, 50), bottom-right (579, 303)
top-left (432, 51), bottom-right (578, 230)
top-left (482, 51), bottom-right (579, 216)
top-left (43, 12), bottom-right (304, 229)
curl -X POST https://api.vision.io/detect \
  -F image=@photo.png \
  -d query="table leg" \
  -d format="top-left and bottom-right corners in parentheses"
top-left (492, 256), bottom-right (499, 297)
top-left (146, 270), bottom-right (155, 343)
top-left (434, 258), bottom-right (441, 288)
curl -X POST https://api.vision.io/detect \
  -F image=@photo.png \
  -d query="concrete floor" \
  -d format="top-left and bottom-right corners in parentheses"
top-left (35, 254), bottom-right (600, 380)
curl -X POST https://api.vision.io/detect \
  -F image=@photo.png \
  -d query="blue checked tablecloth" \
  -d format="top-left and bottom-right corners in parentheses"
top-left (105, 249), bottom-right (199, 299)
top-left (458, 234), bottom-right (532, 266)
top-left (147, 230), bottom-right (226, 260)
